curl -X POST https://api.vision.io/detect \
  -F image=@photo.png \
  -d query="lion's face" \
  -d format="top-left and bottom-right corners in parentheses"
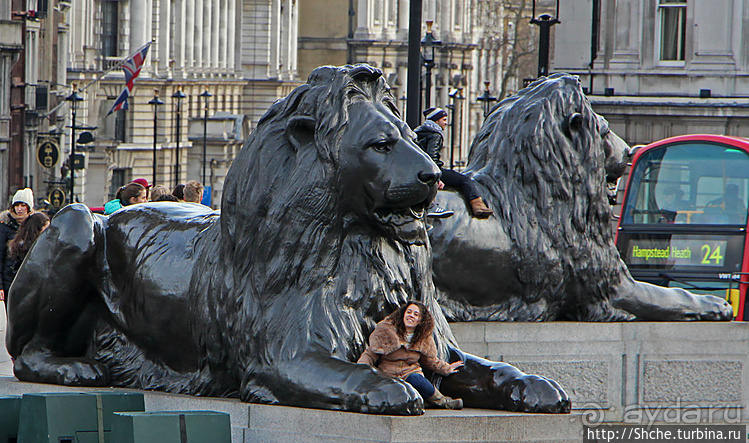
top-left (598, 115), bottom-right (629, 203)
top-left (337, 101), bottom-right (440, 245)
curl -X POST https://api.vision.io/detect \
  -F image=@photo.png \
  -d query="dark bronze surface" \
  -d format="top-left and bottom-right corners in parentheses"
top-left (6, 65), bottom-right (569, 415)
top-left (429, 74), bottom-right (733, 322)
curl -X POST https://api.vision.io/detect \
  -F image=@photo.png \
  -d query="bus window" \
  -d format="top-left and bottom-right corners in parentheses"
top-left (696, 181), bottom-right (747, 225)
top-left (617, 135), bottom-right (749, 320)
top-left (621, 143), bottom-right (749, 225)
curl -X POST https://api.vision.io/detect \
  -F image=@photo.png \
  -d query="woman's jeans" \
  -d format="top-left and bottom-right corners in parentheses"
top-left (405, 373), bottom-right (435, 398)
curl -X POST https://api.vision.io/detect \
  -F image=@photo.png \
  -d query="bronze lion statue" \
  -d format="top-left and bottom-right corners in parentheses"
top-left (429, 74), bottom-right (733, 322)
top-left (6, 65), bottom-right (569, 415)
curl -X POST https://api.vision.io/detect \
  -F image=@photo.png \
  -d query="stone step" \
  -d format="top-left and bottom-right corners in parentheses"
top-left (0, 377), bottom-right (584, 442)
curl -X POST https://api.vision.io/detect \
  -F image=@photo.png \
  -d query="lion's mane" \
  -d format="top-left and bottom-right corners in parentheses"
top-left (193, 65), bottom-right (451, 399)
top-left (464, 74), bottom-right (626, 320)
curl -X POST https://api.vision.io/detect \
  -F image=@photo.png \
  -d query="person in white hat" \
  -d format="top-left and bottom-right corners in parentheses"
top-left (1, 188), bottom-right (35, 303)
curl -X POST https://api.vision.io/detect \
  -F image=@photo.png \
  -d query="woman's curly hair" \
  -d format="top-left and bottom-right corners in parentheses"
top-left (386, 300), bottom-right (434, 345)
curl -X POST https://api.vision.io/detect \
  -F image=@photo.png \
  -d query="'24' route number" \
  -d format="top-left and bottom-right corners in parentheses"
top-left (701, 244), bottom-right (724, 265)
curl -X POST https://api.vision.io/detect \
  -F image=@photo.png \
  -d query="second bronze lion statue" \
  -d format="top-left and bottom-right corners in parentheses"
top-left (429, 74), bottom-right (733, 322)
top-left (6, 65), bottom-right (569, 415)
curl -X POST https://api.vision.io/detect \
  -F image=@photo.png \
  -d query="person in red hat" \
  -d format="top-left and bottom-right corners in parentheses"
top-left (131, 178), bottom-right (151, 189)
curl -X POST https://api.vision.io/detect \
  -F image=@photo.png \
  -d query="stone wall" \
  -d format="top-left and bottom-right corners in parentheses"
top-left (451, 322), bottom-right (748, 425)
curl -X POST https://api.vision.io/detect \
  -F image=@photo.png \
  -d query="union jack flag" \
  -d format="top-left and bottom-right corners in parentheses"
top-left (107, 41), bottom-right (152, 115)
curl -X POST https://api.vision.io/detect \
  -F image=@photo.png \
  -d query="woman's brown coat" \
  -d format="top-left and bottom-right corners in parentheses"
top-left (357, 317), bottom-right (452, 379)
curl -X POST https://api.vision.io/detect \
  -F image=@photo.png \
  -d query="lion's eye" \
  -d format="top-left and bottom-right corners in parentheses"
top-left (371, 141), bottom-right (391, 152)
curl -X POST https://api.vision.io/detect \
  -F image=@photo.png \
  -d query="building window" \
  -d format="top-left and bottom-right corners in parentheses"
top-left (109, 168), bottom-right (128, 200)
top-left (115, 109), bottom-right (126, 142)
top-left (37, 0), bottom-right (48, 19)
top-left (102, 1), bottom-right (119, 57)
top-left (657, 0), bottom-right (686, 63)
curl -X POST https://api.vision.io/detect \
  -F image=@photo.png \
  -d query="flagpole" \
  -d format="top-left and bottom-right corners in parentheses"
top-left (42, 40), bottom-right (155, 119)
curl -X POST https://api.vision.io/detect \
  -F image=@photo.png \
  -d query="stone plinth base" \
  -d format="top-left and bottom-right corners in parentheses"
top-left (0, 377), bottom-right (583, 442)
top-left (451, 321), bottom-right (749, 424)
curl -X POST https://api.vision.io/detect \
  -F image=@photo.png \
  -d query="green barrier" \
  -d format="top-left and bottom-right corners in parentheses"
top-left (111, 411), bottom-right (231, 443)
top-left (17, 392), bottom-right (145, 443)
top-left (0, 395), bottom-right (21, 443)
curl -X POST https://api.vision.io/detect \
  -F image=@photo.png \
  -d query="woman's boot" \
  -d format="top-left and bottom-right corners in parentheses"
top-left (469, 197), bottom-right (493, 219)
top-left (427, 390), bottom-right (464, 410)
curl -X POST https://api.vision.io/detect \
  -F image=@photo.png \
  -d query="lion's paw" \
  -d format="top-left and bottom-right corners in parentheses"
top-left (14, 354), bottom-right (109, 387)
top-left (692, 293), bottom-right (733, 321)
top-left (60, 360), bottom-right (110, 386)
top-left (359, 378), bottom-right (424, 415)
top-left (501, 374), bottom-right (571, 414)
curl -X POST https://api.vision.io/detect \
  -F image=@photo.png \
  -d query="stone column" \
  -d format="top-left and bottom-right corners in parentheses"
top-left (158, 0), bottom-right (171, 76)
top-left (270, 0), bottom-right (280, 77)
top-left (130, 0), bottom-right (148, 52)
top-left (184, 0), bottom-right (194, 70)
top-left (203, 0), bottom-right (213, 74)
top-left (219, 0), bottom-right (228, 72)
top-left (194, 0), bottom-right (204, 72)
top-left (173, 0), bottom-right (186, 75)
top-left (211, 0), bottom-right (220, 73)
top-left (227, 0), bottom-right (237, 75)
top-left (288, 0), bottom-right (297, 77)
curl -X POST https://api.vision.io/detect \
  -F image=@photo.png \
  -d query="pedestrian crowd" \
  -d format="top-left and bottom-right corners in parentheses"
top-left (1, 178), bottom-right (208, 303)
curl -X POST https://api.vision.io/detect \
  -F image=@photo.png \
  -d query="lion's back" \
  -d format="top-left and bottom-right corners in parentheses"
top-left (431, 74), bottom-right (624, 321)
top-left (103, 203), bottom-right (220, 299)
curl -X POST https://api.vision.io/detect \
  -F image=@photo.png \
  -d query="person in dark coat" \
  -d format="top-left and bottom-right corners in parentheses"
top-left (7, 212), bottom-right (50, 282)
top-left (414, 107), bottom-right (493, 218)
top-left (1, 188), bottom-right (35, 304)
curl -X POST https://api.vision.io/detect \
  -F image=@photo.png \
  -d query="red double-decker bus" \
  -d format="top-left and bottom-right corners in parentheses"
top-left (616, 134), bottom-right (749, 320)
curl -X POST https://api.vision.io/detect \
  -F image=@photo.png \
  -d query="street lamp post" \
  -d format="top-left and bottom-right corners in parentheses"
top-left (148, 90), bottom-right (164, 187)
top-left (199, 90), bottom-right (212, 186)
top-left (530, 0), bottom-right (561, 78)
top-left (172, 88), bottom-right (186, 187)
top-left (476, 81), bottom-right (497, 118)
top-left (65, 85), bottom-right (83, 204)
top-left (421, 21), bottom-right (441, 111)
top-left (405, 0), bottom-right (423, 128)
top-left (446, 87), bottom-right (464, 170)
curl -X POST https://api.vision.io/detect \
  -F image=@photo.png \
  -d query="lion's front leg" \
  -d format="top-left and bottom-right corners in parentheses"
top-left (611, 276), bottom-right (733, 321)
top-left (241, 352), bottom-right (424, 415)
top-left (440, 347), bottom-right (570, 413)
top-left (7, 204), bottom-right (109, 387)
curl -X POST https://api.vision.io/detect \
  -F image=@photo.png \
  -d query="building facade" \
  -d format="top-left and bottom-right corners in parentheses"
top-left (299, 0), bottom-right (546, 169)
top-left (2, 0), bottom-right (301, 210)
top-left (3, 0), bottom-right (562, 208)
top-left (553, 0), bottom-right (749, 145)
top-left (1, 0), bottom-right (65, 210)
top-left (0, 3), bottom-right (24, 206)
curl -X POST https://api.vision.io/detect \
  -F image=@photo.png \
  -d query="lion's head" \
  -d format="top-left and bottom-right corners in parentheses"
top-left (222, 64), bottom-right (439, 249)
top-left (211, 64), bottom-right (445, 362)
top-left (462, 74), bottom-right (630, 316)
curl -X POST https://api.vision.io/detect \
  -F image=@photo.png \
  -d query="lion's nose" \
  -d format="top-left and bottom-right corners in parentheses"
top-left (418, 170), bottom-right (440, 186)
